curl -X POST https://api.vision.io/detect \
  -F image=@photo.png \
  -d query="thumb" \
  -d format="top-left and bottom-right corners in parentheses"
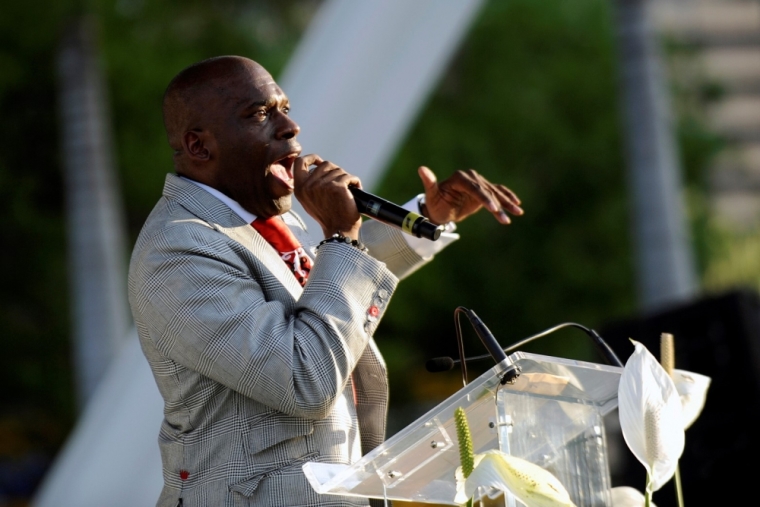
top-left (417, 166), bottom-right (438, 193)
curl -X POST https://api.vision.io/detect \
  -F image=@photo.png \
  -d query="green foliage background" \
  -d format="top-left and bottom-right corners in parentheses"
top-left (0, 0), bottom-right (720, 500)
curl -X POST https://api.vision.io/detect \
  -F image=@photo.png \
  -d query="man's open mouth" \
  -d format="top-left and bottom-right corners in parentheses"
top-left (270, 155), bottom-right (297, 190)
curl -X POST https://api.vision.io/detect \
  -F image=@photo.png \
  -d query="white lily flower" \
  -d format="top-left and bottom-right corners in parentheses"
top-left (454, 449), bottom-right (576, 507)
top-left (610, 486), bottom-right (657, 507)
top-left (618, 340), bottom-right (685, 493)
top-left (672, 369), bottom-right (711, 429)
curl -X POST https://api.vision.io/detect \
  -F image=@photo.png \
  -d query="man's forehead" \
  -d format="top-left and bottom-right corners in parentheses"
top-left (225, 68), bottom-right (288, 105)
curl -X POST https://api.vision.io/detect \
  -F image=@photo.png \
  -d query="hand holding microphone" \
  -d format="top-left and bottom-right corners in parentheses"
top-left (294, 154), bottom-right (444, 241)
top-left (293, 154), bottom-right (363, 240)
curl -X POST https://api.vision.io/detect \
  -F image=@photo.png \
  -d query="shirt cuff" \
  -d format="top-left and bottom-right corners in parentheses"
top-left (401, 194), bottom-right (459, 260)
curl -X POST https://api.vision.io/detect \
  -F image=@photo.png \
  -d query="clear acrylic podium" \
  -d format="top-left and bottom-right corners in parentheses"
top-left (303, 351), bottom-right (624, 506)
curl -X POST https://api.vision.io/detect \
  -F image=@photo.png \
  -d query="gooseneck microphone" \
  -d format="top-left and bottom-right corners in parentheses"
top-left (465, 310), bottom-right (507, 365)
top-left (425, 321), bottom-right (624, 373)
top-left (349, 186), bottom-right (444, 241)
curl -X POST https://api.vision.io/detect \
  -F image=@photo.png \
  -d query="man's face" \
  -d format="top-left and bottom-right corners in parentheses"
top-left (210, 62), bottom-right (301, 218)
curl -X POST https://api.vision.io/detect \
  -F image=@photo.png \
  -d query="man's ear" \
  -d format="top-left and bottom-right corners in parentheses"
top-left (182, 129), bottom-right (215, 162)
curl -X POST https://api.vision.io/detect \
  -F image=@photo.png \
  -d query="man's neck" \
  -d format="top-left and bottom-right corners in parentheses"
top-left (179, 175), bottom-right (259, 223)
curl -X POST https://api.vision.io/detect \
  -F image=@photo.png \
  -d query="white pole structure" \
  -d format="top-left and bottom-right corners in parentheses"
top-left (56, 17), bottom-right (131, 409)
top-left (31, 330), bottom-right (165, 507)
top-left (613, 0), bottom-right (698, 312)
top-left (33, 1), bottom-right (485, 505)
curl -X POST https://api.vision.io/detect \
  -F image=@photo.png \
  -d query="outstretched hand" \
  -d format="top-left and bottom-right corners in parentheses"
top-left (417, 166), bottom-right (523, 225)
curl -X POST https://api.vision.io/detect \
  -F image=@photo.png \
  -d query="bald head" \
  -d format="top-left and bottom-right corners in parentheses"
top-left (162, 56), bottom-right (269, 155)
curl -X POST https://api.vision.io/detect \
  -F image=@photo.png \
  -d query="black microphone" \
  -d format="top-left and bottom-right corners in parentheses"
top-left (424, 309), bottom-right (506, 373)
top-left (349, 186), bottom-right (444, 241)
top-left (465, 309), bottom-right (508, 365)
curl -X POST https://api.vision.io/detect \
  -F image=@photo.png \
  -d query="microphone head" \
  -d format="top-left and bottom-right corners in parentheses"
top-left (417, 220), bottom-right (443, 241)
top-left (426, 356), bottom-right (455, 373)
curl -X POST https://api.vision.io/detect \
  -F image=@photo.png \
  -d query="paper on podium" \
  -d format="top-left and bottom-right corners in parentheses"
top-left (303, 351), bottom-right (623, 506)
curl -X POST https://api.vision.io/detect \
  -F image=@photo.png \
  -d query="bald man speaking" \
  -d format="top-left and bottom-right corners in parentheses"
top-left (128, 55), bottom-right (522, 507)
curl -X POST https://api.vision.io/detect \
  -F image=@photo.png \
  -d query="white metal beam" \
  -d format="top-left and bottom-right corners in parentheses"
top-left (57, 17), bottom-right (131, 409)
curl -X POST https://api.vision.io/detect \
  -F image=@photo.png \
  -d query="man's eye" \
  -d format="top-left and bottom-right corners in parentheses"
top-left (282, 107), bottom-right (290, 115)
top-left (247, 110), bottom-right (267, 120)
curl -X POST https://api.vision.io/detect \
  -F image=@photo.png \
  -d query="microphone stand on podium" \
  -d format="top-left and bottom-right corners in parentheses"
top-left (302, 314), bottom-right (625, 507)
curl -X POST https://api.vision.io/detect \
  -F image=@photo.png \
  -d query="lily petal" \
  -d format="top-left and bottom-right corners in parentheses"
top-left (672, 369), bottom-right (711, 429)
top-left (610, 486), bottom-right (658, 507)
top-left (462, 450), bottom-right (576, 507)
top-left (455, 453), bottom-right (487, 504)
top-left (618, 340), bottom-right (685, 492)
top-left (454, 464), bottom-right (467, 505)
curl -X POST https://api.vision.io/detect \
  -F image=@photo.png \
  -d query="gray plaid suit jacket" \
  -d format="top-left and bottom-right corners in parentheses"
top-left (128, 174), bottom-right (433, 507)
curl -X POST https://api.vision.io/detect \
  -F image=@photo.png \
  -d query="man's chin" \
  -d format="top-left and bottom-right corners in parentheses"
top-left (244, 194), bottom-right (291, 219)
top-left (271, 195), bottom-right (293, 216)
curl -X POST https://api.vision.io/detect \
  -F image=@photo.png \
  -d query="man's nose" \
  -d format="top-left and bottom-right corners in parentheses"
top-left (275, 112), bottom-right (300, 140)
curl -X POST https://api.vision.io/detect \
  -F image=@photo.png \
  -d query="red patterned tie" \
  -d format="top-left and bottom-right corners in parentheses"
top-left (251, 217), bottom-right (313, 286)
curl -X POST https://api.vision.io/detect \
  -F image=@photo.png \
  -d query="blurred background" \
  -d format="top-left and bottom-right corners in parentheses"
top-left (2, 0), bottom-right (760, 505)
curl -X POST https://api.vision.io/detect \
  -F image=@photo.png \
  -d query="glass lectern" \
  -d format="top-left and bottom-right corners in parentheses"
top-left (304, 352), bottom-right (623, 506)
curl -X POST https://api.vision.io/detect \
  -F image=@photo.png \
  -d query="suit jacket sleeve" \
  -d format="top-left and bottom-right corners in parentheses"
top-left (359, 220), bottom-right (433, 280)
top-left (129, 218), bottom-right (398, 421)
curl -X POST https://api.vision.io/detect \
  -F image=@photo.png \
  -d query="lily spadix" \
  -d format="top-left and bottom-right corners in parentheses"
top-left (454, 450), bottom-right (576, 507)
top-left (672, 369), bottom-right (711, 430)
top-left (618, 340), bottom-right (685, 494)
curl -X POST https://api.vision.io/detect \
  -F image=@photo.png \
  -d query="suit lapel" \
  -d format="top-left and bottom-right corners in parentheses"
top-left (163, 174), bottom-right (304, 300)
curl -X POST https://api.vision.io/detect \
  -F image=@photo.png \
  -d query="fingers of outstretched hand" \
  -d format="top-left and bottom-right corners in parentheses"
top-left (449, 170), bottom-right (522, 224)
top-left (492, 184), bottom-right (523, 215)
top-left (417, 166), bottom-right (438, 192)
